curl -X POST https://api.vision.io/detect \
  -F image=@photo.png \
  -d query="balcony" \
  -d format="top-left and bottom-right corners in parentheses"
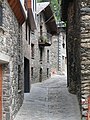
top-left (38, 32), bottom-right (52, 46)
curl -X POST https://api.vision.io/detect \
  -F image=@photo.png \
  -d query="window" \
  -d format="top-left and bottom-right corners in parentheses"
top-left (40, 25), bottom-right (42, 36)
top-left (31, 44), bottom-right (34, 59)
top-left (63, 36), bottom-right (64, 40)
top-left (62, 40), bottom-right (65, 48)
top-left (47, 50), bottom-right (49, 63)
top-left (31, 67), bottom-right (33, 80)
top-left (29, 28), bottom-right (30, 45)
top-left (39, 68), bottom-right (42, 82)
top-left (26, 22), bottom-right (30, 44)
top-left (62, 36), bottom-right (65, 48)
top-left (62, 56), bottom-right (64, 60)
top-left (40, 15), bottom-right (43, 36)
top-left (0, 4), bottom-right (2, 26)
top-left (18, 65), bottom-right (21, 90)
top-left (40, 48), bottom-right (43, 61)
top-left (47, 68), bottom-right (49, 78)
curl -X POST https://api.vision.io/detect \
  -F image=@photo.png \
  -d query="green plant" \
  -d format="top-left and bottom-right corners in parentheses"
top-left (39, 36), bottom-right (48, 43)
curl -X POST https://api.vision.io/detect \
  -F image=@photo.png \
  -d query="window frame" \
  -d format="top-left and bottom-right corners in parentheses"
top-left (47, 50), bottom-right (49, 63)
top-left (31, 67), bottom-right (33, 80)
top-left (31, 43), bottom-right (34, 59)
top-left (40, 47), bottom-right (43, 61)
top-left (47, 68), bottom-right (49, 78)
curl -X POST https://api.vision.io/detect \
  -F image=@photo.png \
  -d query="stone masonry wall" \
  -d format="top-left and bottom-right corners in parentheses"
top-left (73, 0), bottom-right (81, 102)
top-left (22, 22), bottom-right (31, 90)
top-left (80, 0), bottom-right (90, 118)
top-left (59, 30), bottom-right (66, 75)
top-left (50, 35), bottom-right (58, 75)
top-left (0, 0), bottom-right (24, 120)
top-left (50, 32), bottom-right (66, 76)
top-left (67, 0), bottom-right (81, 96)
top-left (67, 0), bottom-right (90, 117)
top-left (67, 1), bottom-right (77, 94)
top-left (31, 13), bottom-right (51, 84)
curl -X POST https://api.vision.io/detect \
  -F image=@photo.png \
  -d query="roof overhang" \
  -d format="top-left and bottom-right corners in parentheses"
top-left (61, 0), bottom-right (73, 21)
top-left (37, 2), bottom-right (57, 35)
top-left (44, 5), bottom-right (57, 35)
top-left (24, 0), bottom-right (36, 31)
top-left (27, 8), bottom-right (36, 31)
top-left (7, 0), bottom-right (26, 25)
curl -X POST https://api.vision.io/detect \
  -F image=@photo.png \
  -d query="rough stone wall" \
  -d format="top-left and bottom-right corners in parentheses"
top-left (50, 31), bottom-right (66, 76)
top-left (59, 30), bottom-right (66, 75)
top-left (0, 0), bottom-right (24, 119)
top-left (31, 13), bottom-right (51, 84)
top-left (67, 0), bottom-right (81, 95)
top-left (67, 1), bottom-right (76, 93)
top-left (74, 0), bottom-right (81, 102)
top-left (50, 35), bottom-right (58, 75)
top-left (67, 0), bottom-right (90, 117)
top-left (22, 22), bottom-right (30, 60)
top-left (31, 30), bottom-right (40, 84)
top-left (22, 22), bottom-right (31, 90)
top-left (80, 0), bottom-right (90, 118)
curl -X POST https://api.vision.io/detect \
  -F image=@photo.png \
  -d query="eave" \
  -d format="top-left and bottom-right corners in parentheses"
top-left (24, 0), bottom-right (36, 31)
top-left (27, 8), bottom-right (36, 31)
top-left (7, 0), bottom-right (26, 25)
top-left (43, 5), bottom-right (57, 35)
top-left (37, 2), bottom-right (57, 35)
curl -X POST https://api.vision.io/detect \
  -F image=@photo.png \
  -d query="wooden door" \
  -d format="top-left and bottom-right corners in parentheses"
top-left (0, 65), bottom-right (2, 120)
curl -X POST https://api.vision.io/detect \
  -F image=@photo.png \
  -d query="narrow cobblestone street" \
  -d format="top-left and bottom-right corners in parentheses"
top-left (14, 75), bottom-right (81, 120)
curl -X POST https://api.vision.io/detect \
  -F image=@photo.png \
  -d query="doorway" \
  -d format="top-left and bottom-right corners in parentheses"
top-left (0, 65), bottom-right (2, 120)
top-left (24, 58), bottom-right (30, 93)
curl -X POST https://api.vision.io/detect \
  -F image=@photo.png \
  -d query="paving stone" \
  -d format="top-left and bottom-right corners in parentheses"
top-left (14, 75), bottom-right (81, 120)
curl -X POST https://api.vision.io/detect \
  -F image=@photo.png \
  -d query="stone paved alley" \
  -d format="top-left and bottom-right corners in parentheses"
top-left (14, 75), bottom-right (81, 120)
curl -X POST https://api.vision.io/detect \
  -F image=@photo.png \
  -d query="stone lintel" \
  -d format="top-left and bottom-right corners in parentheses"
top-left (0, 52), bottom-right (10, 64)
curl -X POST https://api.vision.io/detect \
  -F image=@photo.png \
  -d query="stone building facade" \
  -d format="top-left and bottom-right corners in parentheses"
top-left (30, 2), bottom-right (57, 84)
top-left (0, 0), bottom-right (25, 119)
top-left (61, 0), bottom-right (90, 118)
top-left (50, 23), bottom-right (66, 76)
top-left (50, 35), bottom-right (58, 75)
top-left (21, 0), bottom-right (36, 92)
top-left (20, 1), bottom-right (57, 85)
top-left (59, 26), bottom-right (66, 75)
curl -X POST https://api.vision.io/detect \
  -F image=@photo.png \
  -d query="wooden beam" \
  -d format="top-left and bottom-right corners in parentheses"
top-left (8, 0), bottom-right (25, 25)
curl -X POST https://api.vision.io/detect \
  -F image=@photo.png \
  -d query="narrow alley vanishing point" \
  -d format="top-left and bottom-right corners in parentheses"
top-left (14, 75), bottom-right (81, 120)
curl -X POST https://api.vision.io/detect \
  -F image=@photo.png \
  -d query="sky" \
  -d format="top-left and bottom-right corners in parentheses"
top-left (20, 0), bottom-right (24, 6)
